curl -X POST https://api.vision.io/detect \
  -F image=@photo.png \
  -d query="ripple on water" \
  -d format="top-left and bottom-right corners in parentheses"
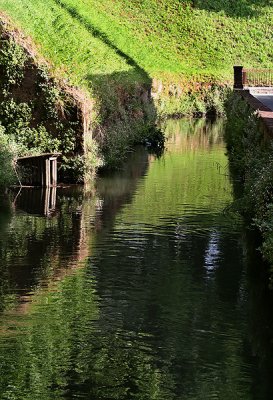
top-left (0, 119), bottom-right (271, 400)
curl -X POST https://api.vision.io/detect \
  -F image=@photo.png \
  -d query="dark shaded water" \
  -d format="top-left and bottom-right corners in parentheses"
top-left (0, 118), bottom-right (273, 400)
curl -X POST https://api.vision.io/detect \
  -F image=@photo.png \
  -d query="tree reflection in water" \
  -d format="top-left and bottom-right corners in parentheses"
top-left (0, 119), bottom-right (272, 399)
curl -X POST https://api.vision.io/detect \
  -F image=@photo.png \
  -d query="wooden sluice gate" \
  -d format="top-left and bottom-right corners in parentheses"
top-left (17, 153), bottom-right (61, 187)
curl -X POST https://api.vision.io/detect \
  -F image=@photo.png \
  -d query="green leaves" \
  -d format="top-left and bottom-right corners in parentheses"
top-left (225, 93), bottom-right (273, 279)
top-left (0, 38), bottom-right (26, 89)
top-left (0, 125), bottom-right (16, 188)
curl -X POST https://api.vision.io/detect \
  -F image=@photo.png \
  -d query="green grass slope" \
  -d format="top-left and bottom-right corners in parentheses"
top-left (0, 0), bottom-right (273, 88)
top-left (0, 0), bottom-right (273, 176)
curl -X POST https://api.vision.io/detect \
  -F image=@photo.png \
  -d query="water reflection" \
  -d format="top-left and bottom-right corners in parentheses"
top-left (204, 230), bottom-right (221, 275)
top-left (0, 119), bottom-right (272, 399)
top-left (13, 186), bottom-right (57, 216)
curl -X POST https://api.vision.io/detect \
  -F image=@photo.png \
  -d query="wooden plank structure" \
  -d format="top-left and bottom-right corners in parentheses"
top-left (17, 153), bottom-right (61, 187)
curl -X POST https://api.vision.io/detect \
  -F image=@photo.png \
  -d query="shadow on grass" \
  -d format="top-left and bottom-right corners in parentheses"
top-left (193, 0), bottom-right (271, 18)
top-left (56, 0), bottom-right (271, 21)
top-left (52, 0), bottom-right (164, 161)
top-left (53, 0), bottom-right (149, 81)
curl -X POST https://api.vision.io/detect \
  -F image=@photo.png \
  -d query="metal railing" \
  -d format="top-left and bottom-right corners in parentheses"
top-left (242, 68), bottom-right (273, 87)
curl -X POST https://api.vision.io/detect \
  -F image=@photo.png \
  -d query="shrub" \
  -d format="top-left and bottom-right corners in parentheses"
top-left (0, 38), bottom-right (27, 89)
top-left (0, 125), bottom-right (16, 188)
top-left (225, 92), bottom-right (273, 283)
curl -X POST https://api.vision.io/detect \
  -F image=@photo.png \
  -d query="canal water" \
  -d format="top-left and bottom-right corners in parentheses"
top-left (0, 118), bottom-right (273, 399)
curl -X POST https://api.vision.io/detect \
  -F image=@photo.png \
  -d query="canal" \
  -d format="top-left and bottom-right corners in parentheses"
top-left (0, 118), bottom-right (273, 399)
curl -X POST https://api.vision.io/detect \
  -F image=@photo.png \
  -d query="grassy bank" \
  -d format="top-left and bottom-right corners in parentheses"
top-left (225, 93), bottom-right (273, 283)
top-left (0, 15), bottom-right (163, 185)
top-left (1, 0), bottom-right (273, 109)
top-left (1, 0), bottom-right (273, 83)
top-left (0, 0), bottom-right (273, 184)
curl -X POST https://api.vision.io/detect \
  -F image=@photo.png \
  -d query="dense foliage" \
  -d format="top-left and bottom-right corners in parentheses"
top-left (0, 37), bottom-right (88, 183)
top-left (225, 93), bottom-right (273, 282)
top-left (0, 125), bottom-right (16, 188)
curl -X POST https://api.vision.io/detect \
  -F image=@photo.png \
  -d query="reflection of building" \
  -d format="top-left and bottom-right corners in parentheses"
top-left (1, 148), bottom-right (150, 310)
top-left (14, 187), bottom-right (57, 216)
top-left (1, 187), bottom-right (93, 301)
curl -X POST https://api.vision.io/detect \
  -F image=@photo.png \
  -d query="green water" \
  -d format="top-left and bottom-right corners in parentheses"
top-left (0, 118), bottom-right (273, 400)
